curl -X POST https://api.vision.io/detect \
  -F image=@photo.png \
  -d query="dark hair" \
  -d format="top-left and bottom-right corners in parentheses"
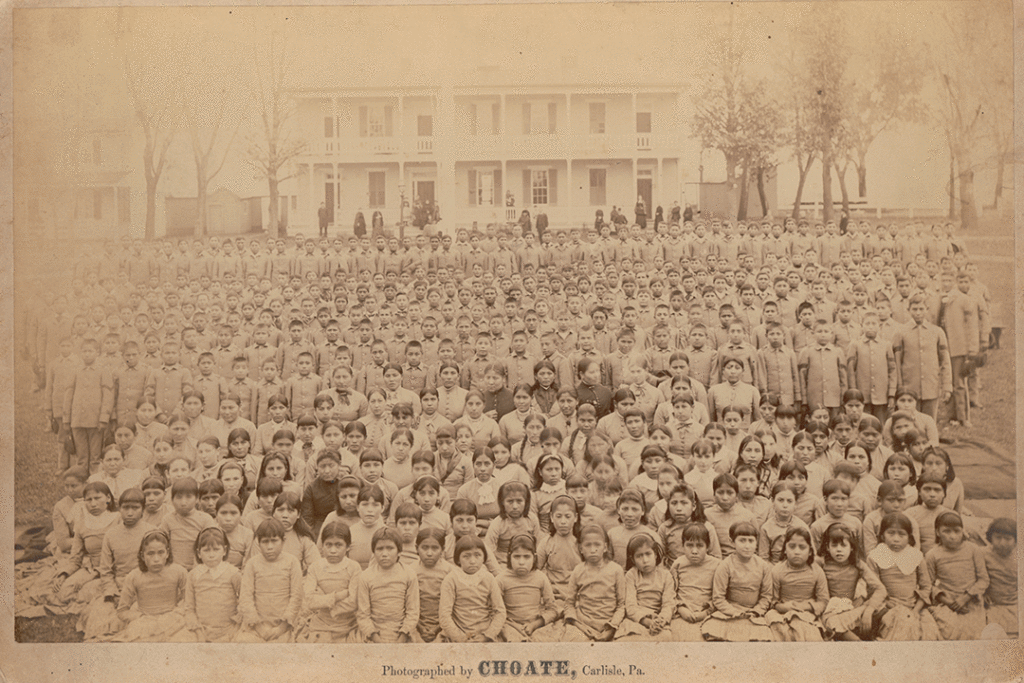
top-left (728, 521), bottom-right (758, 541)
top-left (921, 446), bottom-right (956, 484)
top-left (506, 534), bottom-right (538, 570)
top-left (170, 477), bottom-right (200, 499)
top-left (547, 494), bottom-right (580, 538)
top-left (320, 520), bottom-right (352, 545)
top-left (118, 487), bottom-right (145, 508)
top-left (625, 532), bottom-right (664, 571)
top-left (878, 512), bottom-right (916, 547)
top-left (781, 527), bottom-right (815, 566)
top-left (416, 526), bottom-right (447, 549)
top-left (673, 522), bottom-right (707, 550)
top-left (986, 518), bottom-right (1017, 542)
top-left (194, 527), bottom-right (231, 562)
top-left (272, 491), bottom-right (315, 541)
top-left (215, 493), bottom-right (243, 514)
top-left (258, 453), bottom-right (293, 482)
top-left (712, 473), bottom-right (738, 494)
top-left (371, 527), bottom-right (403, 553)
top-left (916, 472), bottom-right (947, 493)
top-left (615, 488), bottom-right (648, 526)
top-left (934, 511), bottom-right (963, 534)
top-left (453, 534), bottom-right (488, 565)
top-left (394, 502), bottom-right (423, 523)
top-left (498, 481), bottom-right (531, 520)
top-left (532, 453), bottom-right (564, 490)
top-left (883, 453), bottom-right (918, 488)
top-left (137, 529), bottom-right (172, 572)
top-left (820, 522), bottom-right (861, 566)
top-left (255, 477), bottom-right (285, 498)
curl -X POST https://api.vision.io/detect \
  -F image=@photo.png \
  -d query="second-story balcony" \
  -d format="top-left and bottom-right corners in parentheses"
top-left (303, 131), bottom-right (680, 161)
top-left (307, 136), bottom-right (429, 158)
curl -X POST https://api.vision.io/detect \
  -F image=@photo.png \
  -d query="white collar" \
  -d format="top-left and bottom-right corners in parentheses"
top-left (869, 543), bottom-right (923, 575)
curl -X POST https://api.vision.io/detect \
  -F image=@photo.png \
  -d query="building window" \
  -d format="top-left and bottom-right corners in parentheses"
top-left (531, 170), bottom-right (548, 205)
top-left (589, 103), bottom-right (605, 134)
top-left (522, 102), bottom-right (556, 135)
top-left (368, 107), bottom-right (386, 137)
top-left (417, 115), bottom-right (432, 137)
top-left (93, 188), bottom-right (103, 220)
top-left (359, 105), bottom-right (394, 138)
top-left (92, 138), bottom-right (102, 164)
top-left (324, 116), bottom-right (334, 138)
top-left (636, 112), bottom-right (652, 134)
top-left (589, 168), bottom-right (606, 206)
top-left (478, 172), bottom-right (494, 206)
top-left (368, 171), bottom-right (386, 208)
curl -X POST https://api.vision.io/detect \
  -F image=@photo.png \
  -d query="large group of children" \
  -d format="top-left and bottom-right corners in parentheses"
top-left (14, 213), bottom-right (1015, 643)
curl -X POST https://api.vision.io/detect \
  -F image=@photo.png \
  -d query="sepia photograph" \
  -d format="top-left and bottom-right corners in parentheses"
top-left (1, 1), bottom-right (1019, 680)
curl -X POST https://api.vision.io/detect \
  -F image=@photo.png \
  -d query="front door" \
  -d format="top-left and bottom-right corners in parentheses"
top-left (324, 183), bottom-right (335, 223)
top-left (415, 180), bottom-right (435, 204)
top-left (637, 178), bottom-right (652, 215)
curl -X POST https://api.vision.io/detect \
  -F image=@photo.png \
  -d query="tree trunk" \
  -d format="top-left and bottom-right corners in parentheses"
top-left (756, 167), bottom-right (769, 217)
top-left (791, 155), bottom-right (814, 220)
top-left (856, 148), bottom-right (867, 198)
top-left (958, 168), bottom-right (978, 231)
top-left (947, 143), bottom-right (957, 219)
top-left (955, 144), bottom-right (978, 230)
top-left (737, 165), bottom-right (750, 221)
top-left (195, 163), bottom-right (207, 237)
top-left (821, 146), bottom-right (834, 223)
top-left (991, 150), bottom-right (1005, 210)
top-left (145, 177), bottom-right (157, 240)
top-left (268, 174), bottom-right (280, 238)
top-left (836, 162), bottom-right (850, 218)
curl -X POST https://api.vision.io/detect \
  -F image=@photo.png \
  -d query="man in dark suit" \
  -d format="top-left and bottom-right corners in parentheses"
top-left (318, 202), bottom-right (329, 238)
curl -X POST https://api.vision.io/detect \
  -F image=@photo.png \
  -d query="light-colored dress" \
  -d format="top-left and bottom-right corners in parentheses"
top-left (820, 560), bottom-right (887, 636)
top-left (670, 554), bottom-right (720, 641)
top-left (185, 561), bottom-right (242, 642)
top-left (439, 567), bottom-right (507, 642)
top-left (925, 541), bottom-right (989, 640)
top-left (616, 565), bottom-right (675, 641)
top-left (295, 556), bottom-right (361, 642)
top-left (563, 560), bottom-right (625, 641)
top-left (765, 561), bottom-right (829, 641)
top-left (497, 569), bottom-right (560, 642)
top-left (236, 552), bottom-right (304, 642)
top-left (114, 563), bottom-right (194, 642)
top-left (866, 544), bottom-right (940, 641)
top-left (701, 553), bottom-right (774, 642)
top-left (982, 546), bottom-right (1018, 638)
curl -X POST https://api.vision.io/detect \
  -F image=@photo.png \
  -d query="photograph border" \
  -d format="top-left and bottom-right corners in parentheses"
top-left (1, 1), bottom-right (1021, 682)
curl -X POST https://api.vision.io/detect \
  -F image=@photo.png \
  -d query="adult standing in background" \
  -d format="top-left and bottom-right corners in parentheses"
top-left (634, 195), bottom-right (647, 229)
top-left (534, 207), bottom-right (548, 243)
top-left (353, 210), bottom-right (367, 239)
top-left (318, 202), bottom-right (329, 238)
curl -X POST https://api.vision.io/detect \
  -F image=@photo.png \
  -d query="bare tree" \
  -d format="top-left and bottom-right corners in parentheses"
top-left (778, 44), bottom-right (817, 221)
top-left (932, 1), bottom-right (1011, 230)
top-left (691, 12), bottom-right (782, 220)
top-left (247, 33), bottom-right (307, 239)
top-left (795, 5), bottom-right (849, 223)
top-left (178, 29), bottom-right (245, 237)
top-left (124, 26), bottom-right (177, 240)
top-left (845, 26), bottom-right (928, 198)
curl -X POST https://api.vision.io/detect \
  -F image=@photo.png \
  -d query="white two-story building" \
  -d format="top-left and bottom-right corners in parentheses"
top-left (288, 76), bottom-right (691, 234)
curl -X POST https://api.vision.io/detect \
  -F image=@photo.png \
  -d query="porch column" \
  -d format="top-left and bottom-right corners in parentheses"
top-left (308, 163), bottom-right (315, 231)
